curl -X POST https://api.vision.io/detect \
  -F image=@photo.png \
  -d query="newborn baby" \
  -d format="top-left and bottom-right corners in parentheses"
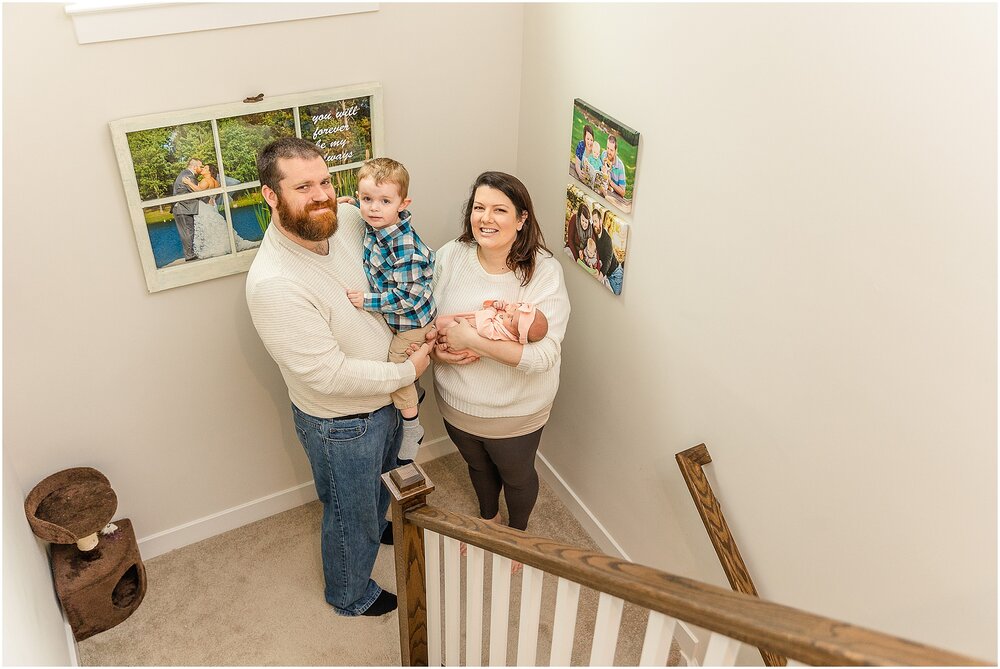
top-left (437, 300), bottom-right (549, 345)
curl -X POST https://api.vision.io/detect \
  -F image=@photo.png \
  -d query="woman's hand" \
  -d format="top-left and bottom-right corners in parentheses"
top-left (430, 344), bottom-right (480, 365)
top-left (438, 318), bottom-right (479, 352)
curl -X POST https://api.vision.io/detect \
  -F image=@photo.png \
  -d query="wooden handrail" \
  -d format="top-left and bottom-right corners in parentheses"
top-left (383, 464), bottom-right (986, 667)
top-left (676, 443), bottom-right (785, 666)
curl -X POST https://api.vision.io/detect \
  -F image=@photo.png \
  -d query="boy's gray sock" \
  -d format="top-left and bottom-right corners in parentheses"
top-left (398, 416), bottom-right (424, 461)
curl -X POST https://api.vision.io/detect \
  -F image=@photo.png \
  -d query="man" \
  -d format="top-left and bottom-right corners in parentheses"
top-left (591, 208), bottom-right (624, 295)
top-left (172, 157), bottom-right (203, 262)
top-left (245, 138), bottom-right (432, 617)
top-left (601, 135), bottom-right (628, 198)
top-left (573, 124), bottom-right (594, 182)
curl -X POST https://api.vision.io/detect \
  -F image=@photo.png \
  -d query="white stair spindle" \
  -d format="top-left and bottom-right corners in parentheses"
top-left (674, 621), bottom-right (700, 666)
top-left (442, 536), bottom-right (462, 666)
top-left (465, 545), bottom-right (485, 666)
top-left (701, 632), bottom-right (741, 666)
top-left (425, 530), bottom-right (442, 667)
top-left (515, 565), bottom-right (544, 666)
top-left (548, 577), bottom-right (581, 666)
top-left (589, 593), bottom-right (624, 666)
top-left (639, 610), bottom-right (678, 666)
top-left (489, 554), bottom-right (512, 666)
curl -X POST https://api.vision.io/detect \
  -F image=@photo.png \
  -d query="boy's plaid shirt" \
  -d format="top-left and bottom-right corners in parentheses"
top-left (362, 211), bottom-right (436, 332)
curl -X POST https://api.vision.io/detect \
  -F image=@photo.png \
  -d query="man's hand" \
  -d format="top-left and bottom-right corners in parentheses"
top-left (346, 290), bottom-right (364, 309)
top-left (407, 342), bottom-right (433, 377)
top-left (337, 196), bottom-right (358, 206)
top-left (407, 327), bottom-right (438, 356)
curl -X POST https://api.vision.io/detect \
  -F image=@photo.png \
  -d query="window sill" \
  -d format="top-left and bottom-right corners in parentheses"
top-left (65, 2), bottom-right (378, 44)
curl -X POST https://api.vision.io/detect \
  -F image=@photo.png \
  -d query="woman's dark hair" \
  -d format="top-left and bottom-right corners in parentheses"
top-left (459, 171), bottom-right (551, 286)
top-left (204, 163), bottom-right (220, 180)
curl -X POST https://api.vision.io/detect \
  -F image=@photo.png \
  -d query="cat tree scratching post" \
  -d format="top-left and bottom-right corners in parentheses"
top-left (24, 467), bottom-right (147, 641)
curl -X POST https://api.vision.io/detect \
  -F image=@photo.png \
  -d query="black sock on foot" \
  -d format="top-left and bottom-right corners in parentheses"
top-left (380, 522), bottom-right (393, 545)
top-left (402, 413), bottom-right (418, 422)
top-left (362, 589), bottom-right (398, 616)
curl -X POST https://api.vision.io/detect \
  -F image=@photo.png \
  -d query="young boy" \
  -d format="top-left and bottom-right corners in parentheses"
top-left (347, 158), bottom-right (435, 463)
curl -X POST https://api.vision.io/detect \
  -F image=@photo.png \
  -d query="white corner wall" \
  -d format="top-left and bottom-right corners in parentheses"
top-left (517, 3), bottom-right (996, 662)
top-left (3, 453), bottom-right (75, 666)
top-left (3, 0), bottom-right (521, 609)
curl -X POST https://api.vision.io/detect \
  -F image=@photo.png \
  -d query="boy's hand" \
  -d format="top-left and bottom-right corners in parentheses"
top-left (336, 196), bottom-right (358, 206)
top-left (346, 290), bottom-right (364, 309)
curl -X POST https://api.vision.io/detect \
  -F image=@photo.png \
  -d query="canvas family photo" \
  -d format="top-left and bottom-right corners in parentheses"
top-left (111, 84), bottom-right (381, 292)
top-left (568, 99), bottom-right (640, 214)
top-left (564, 184), bottom-right (629, 295)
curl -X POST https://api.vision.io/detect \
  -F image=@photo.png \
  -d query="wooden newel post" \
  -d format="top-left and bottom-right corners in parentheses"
top-left (381, 463), bottom-right (436, 667)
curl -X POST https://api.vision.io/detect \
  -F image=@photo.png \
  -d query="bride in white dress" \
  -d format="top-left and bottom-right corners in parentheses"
top-left (183, 164), bottom-right (260, 259)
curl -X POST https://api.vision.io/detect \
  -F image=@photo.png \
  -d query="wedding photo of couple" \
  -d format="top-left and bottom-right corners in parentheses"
top-left (170, 158), bottom-right (259, 265)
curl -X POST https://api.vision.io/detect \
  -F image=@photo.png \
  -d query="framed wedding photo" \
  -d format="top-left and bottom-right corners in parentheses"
top-left (567, 98), bottom-right (640, 214)
top-left (110, 83), bottom-right (383, 293)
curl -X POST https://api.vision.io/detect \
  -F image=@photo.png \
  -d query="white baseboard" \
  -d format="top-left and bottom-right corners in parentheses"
top-left (64, 608), bottom-right (79, 666)
top-left (138, 481), bottom-right (319, 559)
top-left (134, 437), bottom-right (619, 563)
top-left (535, 451), bottom-right (631, 561)
top-left (137, 436), bottom-right (455, 560)
top-left (415, 438), bottom-right (629, 560)
top-left (416, 434), bottom-right (457, 463)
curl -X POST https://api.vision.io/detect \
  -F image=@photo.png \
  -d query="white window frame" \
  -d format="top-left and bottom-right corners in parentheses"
top-left (109, 82), bottom-right (383, 293)
top-left (65, 2), bottom-right (378, 45)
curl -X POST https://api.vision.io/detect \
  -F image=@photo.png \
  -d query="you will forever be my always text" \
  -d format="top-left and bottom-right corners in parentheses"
top-left (311, 104), bottom-right (361, 163)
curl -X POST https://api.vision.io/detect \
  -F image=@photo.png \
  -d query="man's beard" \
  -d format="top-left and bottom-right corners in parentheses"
top-left (277, 196), bottom-right (338, 242)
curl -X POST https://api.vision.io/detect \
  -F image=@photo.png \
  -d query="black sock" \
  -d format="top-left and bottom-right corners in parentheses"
top-left (380, 522), bottom-right (393, 545)
top-left (362, 589), bottom-right (398, 616)
top-left (403, 413), bottom-right (418, 422)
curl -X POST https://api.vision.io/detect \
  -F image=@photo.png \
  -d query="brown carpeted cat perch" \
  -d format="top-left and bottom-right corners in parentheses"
top-left (25, 467), bottom-right (147, 641)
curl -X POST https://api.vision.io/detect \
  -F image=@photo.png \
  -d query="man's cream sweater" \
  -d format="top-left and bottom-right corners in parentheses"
top-left (246, 204), bottom-right (415, 418)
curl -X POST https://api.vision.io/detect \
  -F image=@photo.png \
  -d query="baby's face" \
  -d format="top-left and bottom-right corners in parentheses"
top-left (499, 310), bottom-right (521, 337)
top-left (591, 142), bottom-right (601, 158)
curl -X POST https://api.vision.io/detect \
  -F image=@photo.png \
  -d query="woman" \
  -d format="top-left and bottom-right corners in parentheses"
top-left (432, 171), bottom-right (570, 537)
top-left (565, 202), bottom-right (591, 262)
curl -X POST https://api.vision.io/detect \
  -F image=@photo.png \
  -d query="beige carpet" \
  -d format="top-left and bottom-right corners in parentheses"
top-left (79, 453), bottom-right (676, 666)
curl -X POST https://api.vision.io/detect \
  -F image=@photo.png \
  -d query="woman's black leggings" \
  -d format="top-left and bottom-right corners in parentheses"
top-left (444, 422), bottom-right (544, 531)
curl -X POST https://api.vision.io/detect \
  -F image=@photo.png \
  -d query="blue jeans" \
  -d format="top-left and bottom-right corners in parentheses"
top-left (607, 265), bottom-right (624, 295)
top-left (292, 403), bottom-right (402, 615)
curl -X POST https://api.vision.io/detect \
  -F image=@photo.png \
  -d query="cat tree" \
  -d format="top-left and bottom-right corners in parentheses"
top-left (24, 467), bottom-right (146, 641)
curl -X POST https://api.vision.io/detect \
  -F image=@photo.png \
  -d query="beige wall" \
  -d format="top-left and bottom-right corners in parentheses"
top-left (3, 2), bottom-right (996, 664)
top-left (3, 2), bottom-right (520, 529)
top-left (518, 3), bottom-right (996, 661)
top-left (2, 4), bottom-right (521, 660)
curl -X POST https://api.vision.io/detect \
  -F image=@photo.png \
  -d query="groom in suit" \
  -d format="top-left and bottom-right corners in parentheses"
top-left (172, 158), bottom-right (203, 262)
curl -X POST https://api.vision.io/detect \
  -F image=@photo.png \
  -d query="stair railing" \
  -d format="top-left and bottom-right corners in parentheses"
top-left (382, 463), bottom-right (986, 667)
top-left (676, 443), bottom-right (784, 666)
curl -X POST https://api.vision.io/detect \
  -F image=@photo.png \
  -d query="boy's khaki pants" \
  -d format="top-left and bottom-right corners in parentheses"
top-left (388, 323), bottom-right (434, 410)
